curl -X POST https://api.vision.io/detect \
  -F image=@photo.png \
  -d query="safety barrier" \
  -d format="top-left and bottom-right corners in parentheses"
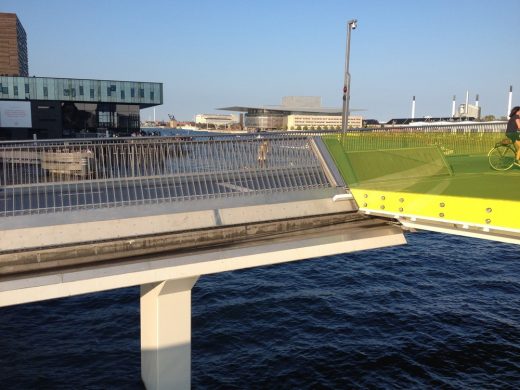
top-left (0, 136), bottom-right (331, 216)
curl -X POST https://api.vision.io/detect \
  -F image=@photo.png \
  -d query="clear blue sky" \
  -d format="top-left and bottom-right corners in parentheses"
top-left (4, 0), bottom-right (519, 121)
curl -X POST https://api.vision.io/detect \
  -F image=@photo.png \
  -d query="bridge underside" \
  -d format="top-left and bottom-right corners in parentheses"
top-left (0, 180), bottom-right (409, 299)
top-left (0, 212), bottom-right (404, 306)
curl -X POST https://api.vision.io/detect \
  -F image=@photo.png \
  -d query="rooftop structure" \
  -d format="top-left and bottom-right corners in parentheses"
top-left (220, 96), bottom-right (342, 116)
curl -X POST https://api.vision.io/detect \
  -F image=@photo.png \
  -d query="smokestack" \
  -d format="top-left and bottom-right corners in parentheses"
top-left (507, 85), bottom-right (513, 116)
top-left (475, 94), bottom-right (479, 108)
top-left (451, 95), bottom-right (456, 117)
top-left (411, 96), bottom-right (416, 119)
top-left (465, 90), bottom-right (469, 116)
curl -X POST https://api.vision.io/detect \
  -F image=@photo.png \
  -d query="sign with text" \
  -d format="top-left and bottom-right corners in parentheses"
top-left (0, 101), bottom-right (32, 128)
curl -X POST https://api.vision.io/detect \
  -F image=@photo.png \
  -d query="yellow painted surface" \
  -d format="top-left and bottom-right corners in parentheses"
top-left (351, 188), bottom-right (520, 232)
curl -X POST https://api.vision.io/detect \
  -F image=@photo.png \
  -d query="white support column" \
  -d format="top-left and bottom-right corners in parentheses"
top-left (140, 276), bottom-right (199, 390)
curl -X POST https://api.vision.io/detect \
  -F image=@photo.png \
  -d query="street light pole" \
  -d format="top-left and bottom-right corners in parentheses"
top-left (342, 19), bottom-right (357, 133)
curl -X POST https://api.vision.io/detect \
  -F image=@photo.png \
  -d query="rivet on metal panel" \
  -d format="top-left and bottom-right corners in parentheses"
top-left (380, 205), bottom-right (385, 210)
top-left (439, 213), bottom-right (444, 217)
top-left (486, 208), bottom-right (492, 213)
top-left (439, 202), bottom-right (445, 208)
top-left (363, 203), bottom-right (367, 207)
top-left (380, 195), bottom-right (385, 200)
top-left (364, 194), bottom-right (368, 198)
top-left (485, 219), bottom-right (491, 224)
top-left (398, 207), bottom-right (404, 212)
top-left (399, 198), bottom-right (404, 203)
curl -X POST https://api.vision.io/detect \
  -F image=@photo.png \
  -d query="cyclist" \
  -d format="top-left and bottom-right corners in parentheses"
top-left (506, 106), bottom-right (520, 162)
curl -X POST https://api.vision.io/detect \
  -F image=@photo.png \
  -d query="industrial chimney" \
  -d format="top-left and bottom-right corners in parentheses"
top-left (507, 85), bottom-right (513, 116)
top-left (465, 90), bottom-right (469, 116)
top-left (451, 95), bottom-right (456, 117)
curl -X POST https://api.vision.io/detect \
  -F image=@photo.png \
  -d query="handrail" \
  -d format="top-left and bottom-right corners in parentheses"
top-left (0, 122), bottom-right (509, 217)
top-left (0, 122), bottom-right (507, 146)
top-left (0, 136), bottom-right (331, 216)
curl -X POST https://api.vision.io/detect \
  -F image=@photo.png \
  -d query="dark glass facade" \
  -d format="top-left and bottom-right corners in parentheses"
top-left (16, 16), bottom-right (28, 77)
top-left (0, 76), bottom-right (162, 139)
top-left (61, 103), bottom-right (140, 137)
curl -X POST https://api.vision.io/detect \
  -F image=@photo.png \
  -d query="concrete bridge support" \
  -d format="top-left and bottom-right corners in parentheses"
top-left (140, 276), bottom-right (199, 390)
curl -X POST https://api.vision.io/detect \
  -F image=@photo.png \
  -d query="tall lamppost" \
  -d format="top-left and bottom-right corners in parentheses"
top-left (342, 19), bottom-right (357, 133)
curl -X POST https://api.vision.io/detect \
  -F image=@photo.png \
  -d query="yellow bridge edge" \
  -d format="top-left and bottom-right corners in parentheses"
top-left (350, 188), bottom-right (520, 234)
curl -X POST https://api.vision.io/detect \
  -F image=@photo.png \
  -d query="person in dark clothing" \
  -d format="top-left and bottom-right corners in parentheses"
top-left (506, 106), bottom-right (520, 161)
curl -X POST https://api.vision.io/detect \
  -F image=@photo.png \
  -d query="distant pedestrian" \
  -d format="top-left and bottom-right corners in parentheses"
top-left (257, 140), bottom-right (269, 167)
top-left (506, 106), bottom-right (520, 162)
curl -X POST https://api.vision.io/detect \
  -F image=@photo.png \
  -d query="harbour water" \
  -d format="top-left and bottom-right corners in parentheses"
top-left (0, 231), bottom-right (518, 388)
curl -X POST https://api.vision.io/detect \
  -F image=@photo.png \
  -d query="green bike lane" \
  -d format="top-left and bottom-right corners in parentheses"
top-left (322, 133), bottom-right (520, 238)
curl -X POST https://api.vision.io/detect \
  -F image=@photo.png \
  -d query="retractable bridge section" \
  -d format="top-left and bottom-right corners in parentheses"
top-left (322, 122), bottom-right (520, 245)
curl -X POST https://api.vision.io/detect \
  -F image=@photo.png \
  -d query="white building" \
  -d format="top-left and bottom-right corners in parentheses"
top-left (455, 104), bottom-right (481, 119)
top-left (195, 114), bottom-right (237, 127)
top-left (219, 96), bottom-right (363, 131)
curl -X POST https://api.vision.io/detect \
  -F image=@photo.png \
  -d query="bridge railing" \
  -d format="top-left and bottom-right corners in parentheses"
top-left (0, 122), bottom-right (509, 217)
top-left (321, 122), bottom-right (508, 156)
top-left (0, 136), bottom-right (331, 216)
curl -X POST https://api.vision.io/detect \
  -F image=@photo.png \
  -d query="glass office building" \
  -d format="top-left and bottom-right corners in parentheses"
top-left (0, 76), bottom-right (163, 139)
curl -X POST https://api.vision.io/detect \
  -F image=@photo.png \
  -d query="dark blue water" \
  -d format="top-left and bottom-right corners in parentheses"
top-left (1, 232), bottom-right (519, 389)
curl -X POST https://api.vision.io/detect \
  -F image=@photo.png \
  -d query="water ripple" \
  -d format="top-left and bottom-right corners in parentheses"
top-left (0, 232), bottom-right (519, 388)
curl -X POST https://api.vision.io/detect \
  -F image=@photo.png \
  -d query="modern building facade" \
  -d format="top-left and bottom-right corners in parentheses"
top-left (219, 96), bottom-right (362, 131)
top-left (0, 13), bottom-right (163, 140)
top-left (0, 76), bottom-right (163, 139)
top-left (0, 13), bottom-right (28, 77)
